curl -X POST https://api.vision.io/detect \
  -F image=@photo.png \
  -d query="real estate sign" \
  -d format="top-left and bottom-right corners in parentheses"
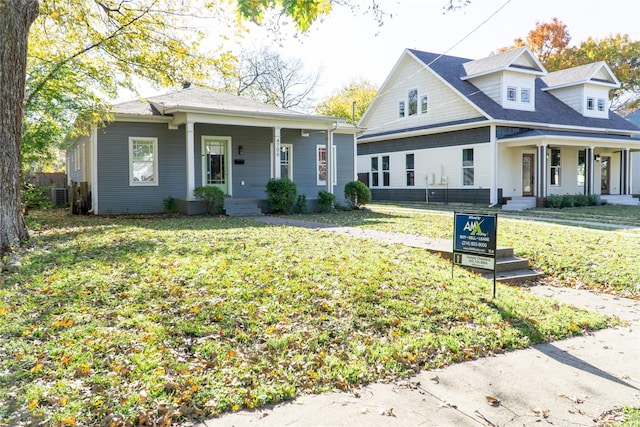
top-left (453, 213), bottom-right (497, 258)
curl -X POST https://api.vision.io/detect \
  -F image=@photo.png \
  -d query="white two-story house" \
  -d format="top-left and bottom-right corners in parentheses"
top-left (357, 47), bottom-right (640, 208)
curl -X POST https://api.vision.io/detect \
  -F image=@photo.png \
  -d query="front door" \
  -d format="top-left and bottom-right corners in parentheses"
top-left (522, 153), bottom-right (534, 196)
top-left (203, 137), bottom-right (229, 194)
top-left (601, 156), bottom-right (610, 194)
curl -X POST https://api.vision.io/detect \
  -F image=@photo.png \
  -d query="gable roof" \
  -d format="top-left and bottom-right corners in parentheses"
top-left (461, 46), bottom-right (547, 80)
top-left (405, 49), bottom-right (638, 133)
top-left (541, 62), bottom-right (620, 90)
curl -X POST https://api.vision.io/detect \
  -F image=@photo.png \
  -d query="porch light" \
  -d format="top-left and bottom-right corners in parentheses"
top-left (594, 154), bottom-right (601, 161)
top-left (238, 145), bottom-right (244, 155)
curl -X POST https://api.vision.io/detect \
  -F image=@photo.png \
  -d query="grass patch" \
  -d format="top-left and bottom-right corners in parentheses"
top-left (295, 204), bottom-right (640, 296)
top-left (0, 210), bottom-right (617, 425)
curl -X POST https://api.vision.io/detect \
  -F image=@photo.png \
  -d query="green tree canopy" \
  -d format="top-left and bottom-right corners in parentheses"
top-left (315, 80), bottom-right (378, 124)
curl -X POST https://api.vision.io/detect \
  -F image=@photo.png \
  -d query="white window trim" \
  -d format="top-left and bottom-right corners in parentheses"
top-left (408, 88), bottom-right (418, 116)
top-left (420, 95), bottom-right (428, 114)
top-left (406, 153), bottom-right (415, 187)
top-left (398, 100), bottom-right (406, 118)
top-left (586, 97), bottom-right (595, 110)
top-left (316, 144), bottom-right (337, 186)
top-left (270, 143), bottom-right (293, 179)
top-left (550, 148), bottom-right (561, 186)
top-left (129, 137), bottom-right (158, 186)
top-left (597, 98), bottom-right (606, 111)
top-left (506, 86), bottom-right (517, 102)
top-left (521, 88), bottom-right (530, 103)
top-left (201, 136), bottom-right (232, 191)
top-left (462, 148), bottom-right (474, 186)
top-left (371, 156), bottom-right (379, 187)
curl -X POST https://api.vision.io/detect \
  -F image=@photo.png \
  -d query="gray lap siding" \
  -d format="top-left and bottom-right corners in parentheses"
top-left (97, 122), bottom-right (355, 214)
top-left (97, 121), bottom-right (186, 215)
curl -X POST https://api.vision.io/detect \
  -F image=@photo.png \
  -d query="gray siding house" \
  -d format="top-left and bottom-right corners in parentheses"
top-left (68, 86), bottom-right (359, 215)
top-left (358, 47), bottom-right (640, 209)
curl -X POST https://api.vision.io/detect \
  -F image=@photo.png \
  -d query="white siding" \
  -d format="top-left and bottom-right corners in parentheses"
top-left (547, 86), bottom-right (584, 113)
top-left (633, 152), bottom-right (640, 195)
top-left (469, 74), bottom-right (502, 104)
top-left (361, 143), bottom-right (492, 190)
top-left (583, 83), bottom-right (610, 119)
top-left (361, 55), bottom-right (482, 135)
top-left (502, 71), bottom-right (536, 111)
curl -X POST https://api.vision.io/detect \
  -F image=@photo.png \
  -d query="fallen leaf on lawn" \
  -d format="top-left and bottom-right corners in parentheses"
top-left (430, 375), bottom-right (440, 384)
top-left (485, 395), bottom-right (500, 406)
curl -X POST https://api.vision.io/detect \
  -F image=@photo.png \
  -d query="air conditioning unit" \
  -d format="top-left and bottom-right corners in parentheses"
top-left (50, 187), bottom-right (68, 207)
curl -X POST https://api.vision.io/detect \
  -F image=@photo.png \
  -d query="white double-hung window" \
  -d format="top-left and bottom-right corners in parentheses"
top-left (129, 137), bottom-right (158, 186)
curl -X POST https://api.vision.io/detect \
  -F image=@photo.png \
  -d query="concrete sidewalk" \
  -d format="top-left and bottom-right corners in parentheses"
top-left (200, 285), bottom-right (639, 426)
top-left (197, 217), bottom-right (640, 426)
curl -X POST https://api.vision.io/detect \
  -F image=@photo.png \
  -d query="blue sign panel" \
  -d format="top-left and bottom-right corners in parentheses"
top-left (453, 213), bottom-right (497, 256)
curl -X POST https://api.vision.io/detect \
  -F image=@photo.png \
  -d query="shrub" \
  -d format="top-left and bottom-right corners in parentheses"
top-left (23, 183), bottom-right (53, 210)
top-left (317, 191), bottom-right (336, 213)
top-left (546, 195), bottom-right (563, 208)
top-left (265, 178), bottom-right (297, 214)
top-left (561, 194), bottom-right (574, 208)
top-left (573, 193), bottom-right (589, 207)
top-left (344, 181), bottom-right (371, 209)
top-left (163, 196), bottom-right (178, 213)
top-left (294, 194), bottom-right (308, 214)
top-left (193, 185), bottom-right (225, 215)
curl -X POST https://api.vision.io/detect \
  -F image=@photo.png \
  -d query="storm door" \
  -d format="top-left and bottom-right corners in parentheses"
top-left (202, 137), bottom-right (229, 194)
top-left (522, 153), bottom-right (534, 196)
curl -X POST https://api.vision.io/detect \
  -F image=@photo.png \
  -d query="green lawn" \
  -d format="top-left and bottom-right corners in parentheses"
top-left (0, 209), bottom-right (625, 425)
top-left (301, 203), bottom-right (640, 297)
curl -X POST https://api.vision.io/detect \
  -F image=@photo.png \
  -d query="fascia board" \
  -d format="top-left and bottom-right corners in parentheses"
top-left (493, 119), bottom-right (640, 137)
top-left (171, 110), bottom-right (343, 131)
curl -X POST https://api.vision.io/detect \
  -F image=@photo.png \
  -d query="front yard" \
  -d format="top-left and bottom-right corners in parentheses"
top-left (0, 206), bottom-right (636, 426)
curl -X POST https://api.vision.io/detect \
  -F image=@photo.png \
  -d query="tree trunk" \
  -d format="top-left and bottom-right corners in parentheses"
top-left (0, 0), bottom-right (39, 255)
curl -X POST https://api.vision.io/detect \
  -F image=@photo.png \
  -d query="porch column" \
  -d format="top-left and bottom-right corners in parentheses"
top-left (537, 144), bottom-right (547, 198)
top-left (186, 121), bottom-right (196, 200)
top-left (272, 127), bottom-right (281, 179)
top-left (585, 147), bottom-right (595, 195)
top-left (621, 148), bottom-right (631, 195)
top-left (489, 125), bottom-right (498, 205)
top-left (326, 128), bottom-right (334, 194)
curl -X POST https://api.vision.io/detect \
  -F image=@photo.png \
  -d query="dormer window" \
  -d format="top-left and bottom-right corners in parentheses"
top-left (507, 87), bottom-right (517, 102)
top-left (521, 89), bottom-right (530, 103)
top-left (597, 98), bottom-right (606, 112)
top-left (587, 97), bottom-right (595, 110)
top-left (398, 101), bottom-right (405, 118)
top-left (408, 89), bottom-right (418, 116)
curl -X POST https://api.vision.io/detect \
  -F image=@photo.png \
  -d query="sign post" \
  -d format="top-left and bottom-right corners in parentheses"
top-left (452, 212), bottom-right (498, 298)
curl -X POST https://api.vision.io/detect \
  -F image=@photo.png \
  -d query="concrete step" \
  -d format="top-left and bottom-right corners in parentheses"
top-left (496, 256), bottom-right (530, 273)
top-left (484, 268), bottom-right (545, 284)
top-left (224, 199), bottom-right (264, 216)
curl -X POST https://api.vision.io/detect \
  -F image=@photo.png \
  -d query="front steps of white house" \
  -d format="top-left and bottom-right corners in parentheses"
top-left (600, 195), bottom-right (640, 206)
top-left (502, 197), bottom-right (537, 211)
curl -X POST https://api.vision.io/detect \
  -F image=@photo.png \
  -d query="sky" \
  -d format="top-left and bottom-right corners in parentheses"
top-left (124, 0), bottom-right (640, 104)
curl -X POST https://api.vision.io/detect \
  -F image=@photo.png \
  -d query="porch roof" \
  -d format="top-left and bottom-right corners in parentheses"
top-left (498, 128), bottom-right (640, 148)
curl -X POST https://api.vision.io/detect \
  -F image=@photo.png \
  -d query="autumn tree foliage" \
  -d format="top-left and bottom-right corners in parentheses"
top-left (315, 80), bottom-right (378, 124)
top-left (499, 18), bottom-right (640, 112)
